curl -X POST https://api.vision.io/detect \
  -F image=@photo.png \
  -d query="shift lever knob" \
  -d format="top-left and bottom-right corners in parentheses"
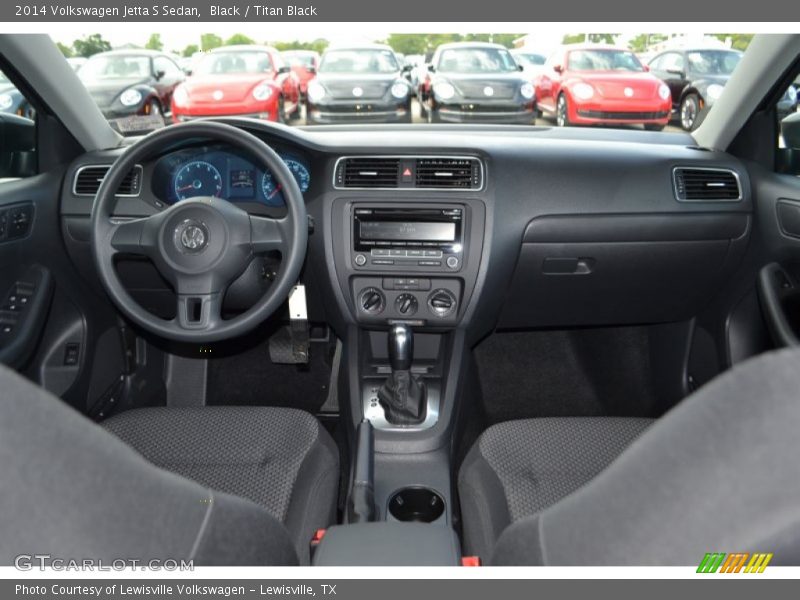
top-left (388, 324), bottom-right (413, 371)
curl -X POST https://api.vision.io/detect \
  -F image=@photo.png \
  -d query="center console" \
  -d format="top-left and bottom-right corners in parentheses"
top-left (322, 157), bottom-right (489, 564)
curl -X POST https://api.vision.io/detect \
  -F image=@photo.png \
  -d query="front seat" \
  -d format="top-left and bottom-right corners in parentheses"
top-left (460, 348), bottom-right (800, 564)
top-left (0, 365), bottom-right (338, 566)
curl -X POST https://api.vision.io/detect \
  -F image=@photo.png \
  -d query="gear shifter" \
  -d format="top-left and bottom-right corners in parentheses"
top-left (378, 324), bottom-right (426, 425)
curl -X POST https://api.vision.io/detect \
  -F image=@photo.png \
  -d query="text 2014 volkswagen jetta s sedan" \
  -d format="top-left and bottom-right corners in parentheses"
top-left (1, 33), bottom-right (800, 567)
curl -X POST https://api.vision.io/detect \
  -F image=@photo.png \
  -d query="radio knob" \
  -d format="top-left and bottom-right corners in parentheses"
top-left (354, 254), bottom-right (367, 267)
top-left (446, 256), bottom-right (459, 269)
top-left (395, 293), bottom-right (419, 316)
top-left (359, 287), bottom-right (385, 315)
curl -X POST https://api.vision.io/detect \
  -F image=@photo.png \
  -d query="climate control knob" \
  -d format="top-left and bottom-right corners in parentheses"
top-left (428, 289), bottom-right (457, 318)
top-left (395, 293), bottom-right (419, 316)
top-left (358, 287), bottom-right (385, 315)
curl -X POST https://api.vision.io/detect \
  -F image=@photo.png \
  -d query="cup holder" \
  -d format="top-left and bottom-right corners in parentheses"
top-left (388, 487), bottom-right (445, 523)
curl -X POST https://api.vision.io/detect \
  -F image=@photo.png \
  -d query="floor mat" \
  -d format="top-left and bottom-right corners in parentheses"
top-left (474, 327), bottom-right (658, 424)
top-left (206, 339), bottom-right (334, 413)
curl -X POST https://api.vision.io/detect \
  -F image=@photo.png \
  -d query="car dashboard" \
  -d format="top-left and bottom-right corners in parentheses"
top-left (58, 120), bottom-right (753, 339)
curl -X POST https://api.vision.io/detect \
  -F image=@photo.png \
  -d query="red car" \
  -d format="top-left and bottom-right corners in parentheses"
top-left (535, 46), bottom-right (672, 130)
top-left (281, 50), bottom-right (320, 98)
top-left (171, 45), bottom-right (301, 123)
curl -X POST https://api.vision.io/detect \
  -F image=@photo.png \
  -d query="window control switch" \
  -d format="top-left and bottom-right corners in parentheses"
top-left (63, 343), bottom-right (80, 366)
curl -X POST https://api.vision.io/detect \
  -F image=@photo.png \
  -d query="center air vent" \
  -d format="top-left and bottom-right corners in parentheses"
top-left (416, 158), bottom-right (482, 189)
top-left (334, 156), bottom-right (483, 190)
top-left (336, 158), bottom-right (400, 188)
top-left (73, 165), bottom-right (143, 197)
top-left (673, 167), bottom-right (741, 202)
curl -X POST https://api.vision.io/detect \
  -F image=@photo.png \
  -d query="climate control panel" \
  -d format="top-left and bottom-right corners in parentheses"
top-left (352, 277), bottom-right (462, 326)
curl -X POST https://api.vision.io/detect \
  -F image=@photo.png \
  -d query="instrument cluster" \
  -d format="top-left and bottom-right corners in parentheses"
top-left (151, 145), bottom-right (311, 209)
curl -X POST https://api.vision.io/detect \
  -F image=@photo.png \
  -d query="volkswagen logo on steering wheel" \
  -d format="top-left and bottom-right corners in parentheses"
top-left (174, 219), bottom-right (209, 254)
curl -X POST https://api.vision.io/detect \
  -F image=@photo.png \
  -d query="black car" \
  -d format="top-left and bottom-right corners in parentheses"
top-left (78, 49), bottom-right (185, 122)
top-left (648, 47), bottom-right (742, 131)
top-left (420, 42), bottom-right (536, 124)
top-left (305, 44), bottom-right (413, 124)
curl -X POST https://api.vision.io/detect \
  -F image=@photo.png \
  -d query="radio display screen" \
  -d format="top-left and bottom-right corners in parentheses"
top-left (359, 221), bottom-right (456, 242)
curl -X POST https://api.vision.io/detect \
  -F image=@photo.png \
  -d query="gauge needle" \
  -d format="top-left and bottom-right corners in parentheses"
top-left (268, 184), bottom-right (282, 199)
top-left (177, 185), bottom-right (195, 192)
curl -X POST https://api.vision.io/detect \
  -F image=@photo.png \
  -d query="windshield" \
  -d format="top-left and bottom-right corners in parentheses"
top-left (79, 55), bottom-right (151, 81)
top-left (686, 50), bottom-right (742, 75)
top-left (567, 49), bottom-right (644, 72)
top-left (515, 53), bottom-right (546, 66)
top-left (436, 47), bottom-right (518, 73)
top-left (47, 31), bottom-right (760, 137)
top-left (318, 49), bottom-right (399, 74)
top-left (194, 51), bottom-right (273, 75)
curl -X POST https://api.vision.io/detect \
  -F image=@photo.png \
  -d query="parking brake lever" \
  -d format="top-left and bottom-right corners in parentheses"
top-left (347, 419), bottom-right (376, 523)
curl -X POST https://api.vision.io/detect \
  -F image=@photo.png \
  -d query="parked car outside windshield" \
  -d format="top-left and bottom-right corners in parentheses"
top-left (534, 46), bottom-right (671, 130)
top-left (78, 50), bottom-right (184, 127)
top-left (171, 46), bottom-right (301, 124)
top-left (306, 45), bottom-right (413, 124)
top-left (648, 48), bottom-right (742, 131)
top-left (420, 42), bottom-right (536, 124)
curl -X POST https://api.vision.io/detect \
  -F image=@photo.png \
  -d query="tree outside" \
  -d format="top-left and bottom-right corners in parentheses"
top-left (181, 44), bottom-right (199, 58)
top-left (200, 33), bottom-right (223, 52)
top-left (384, 33), bottom-right (524, 57)
top-left (56, 42), bottom-right (73, 58)
top-left (628, 34), bottom-right (668, 53)
top-left (72, 34), bottom-right (112, 57)
top-left (145, 33), bottom-right (163, 51)
top-left (711, 34), bottom-right (753, 51)
top-left (272, 39), bottom-right (329, 55)
top-left (562, 33), bottom-right (620, 45)
top-left (225, 33), bottom-right (256, 46)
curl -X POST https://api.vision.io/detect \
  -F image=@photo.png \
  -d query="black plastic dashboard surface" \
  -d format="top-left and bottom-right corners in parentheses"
top-left (58, 121), bottom-right (753, 334)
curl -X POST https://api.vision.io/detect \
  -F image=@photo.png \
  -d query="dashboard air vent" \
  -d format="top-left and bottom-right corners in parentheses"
top-left (73, 165), bottom-right (143, 197)
top-left (337, 158), bottom-right (400, 188)
top-left (415, 158), bottom-right (482, 189)
top-left (673, 167), bottom-right (741, 201)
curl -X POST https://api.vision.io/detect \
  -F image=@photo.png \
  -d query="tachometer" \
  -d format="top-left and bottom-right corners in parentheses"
top-left (174, 160), bottom-right (223, 200)
top-left (261, 159), bottom-right (311, 204)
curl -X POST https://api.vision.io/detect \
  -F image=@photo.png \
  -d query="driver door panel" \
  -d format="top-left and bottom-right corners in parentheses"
top-left (0, 170), bottom-right (125, 413)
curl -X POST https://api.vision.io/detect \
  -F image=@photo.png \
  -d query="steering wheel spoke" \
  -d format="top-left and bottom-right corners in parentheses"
top-left (173, 276), bottom-right (224, 331)
top-left (250, 215), bottom-right (289, 255)
top-left (109, 217), bottom-right (156, 256)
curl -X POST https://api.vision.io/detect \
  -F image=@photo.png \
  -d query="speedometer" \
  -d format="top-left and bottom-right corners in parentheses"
top-left (261, 159), bottom-right (311, 204)
top-left (174, 161), bottom-right (223, 200)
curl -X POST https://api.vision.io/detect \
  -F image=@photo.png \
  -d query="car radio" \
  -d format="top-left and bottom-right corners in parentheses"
top-left (352, 206), bottom-right (464, 272)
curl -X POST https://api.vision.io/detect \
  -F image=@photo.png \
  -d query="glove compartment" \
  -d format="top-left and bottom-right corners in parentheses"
top-left (498, 213), bottom-right (750, 327)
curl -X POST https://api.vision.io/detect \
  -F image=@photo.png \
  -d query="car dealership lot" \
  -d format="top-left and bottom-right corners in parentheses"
top-left (136, 96), bottom-right (686, 132)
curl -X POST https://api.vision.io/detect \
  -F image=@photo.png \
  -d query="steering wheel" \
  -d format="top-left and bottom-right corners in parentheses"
top-left (91, 121), bottom-right (308, 343)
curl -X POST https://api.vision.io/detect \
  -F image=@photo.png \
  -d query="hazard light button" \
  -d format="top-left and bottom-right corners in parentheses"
top-left (400, 161), bottom-right (415, 184)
